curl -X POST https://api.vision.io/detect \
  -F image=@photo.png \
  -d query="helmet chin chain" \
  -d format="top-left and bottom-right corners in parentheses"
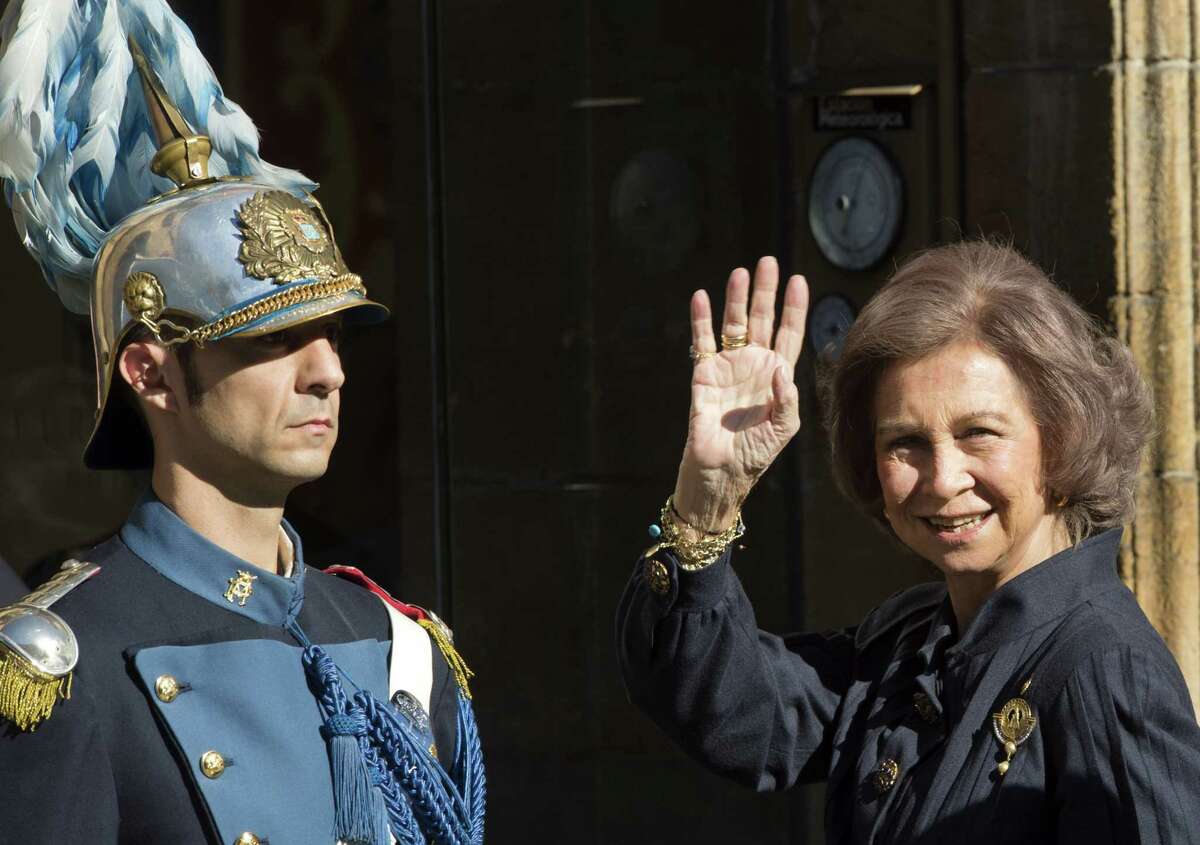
top-left (138, 314), bottom-right (202, 348)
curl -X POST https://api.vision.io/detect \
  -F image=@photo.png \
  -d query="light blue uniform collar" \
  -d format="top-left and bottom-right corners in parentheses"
top-left (120, 489), bottom-right (305, 627)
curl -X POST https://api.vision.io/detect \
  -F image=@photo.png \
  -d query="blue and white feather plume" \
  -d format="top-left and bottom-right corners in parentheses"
top-left (0, 0), bottom-right (315, 314)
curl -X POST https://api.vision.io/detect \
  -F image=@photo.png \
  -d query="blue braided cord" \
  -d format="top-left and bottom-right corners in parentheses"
top-left (356, 691), bottom-right (470, 845)
top-left (285, 580), bottom-right (305, 629)
top-left (286, 618), bottom-right (313, 650)
top-left (454, 692), bottom-right (487, 844)
top-left (323, 712), bottom-right (366, 738)
top-left (358, 730), bottom-right (423, 845)
top-left (292, 628), bottom-right (485, 845)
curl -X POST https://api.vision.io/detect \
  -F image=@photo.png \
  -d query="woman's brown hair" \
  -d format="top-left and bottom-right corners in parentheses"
top-left (825, 238), bottom-right (1153, 544)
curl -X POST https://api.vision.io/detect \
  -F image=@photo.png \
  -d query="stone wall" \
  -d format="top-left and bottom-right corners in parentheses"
top-left (1109, 0), bottom-right (1200, 708)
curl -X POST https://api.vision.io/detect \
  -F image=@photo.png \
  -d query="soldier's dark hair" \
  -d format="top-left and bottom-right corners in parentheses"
top-left (823, 238), bottom-right (1154, 546)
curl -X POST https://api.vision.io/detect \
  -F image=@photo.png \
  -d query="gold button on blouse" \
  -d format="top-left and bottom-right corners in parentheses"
top-left (912, 691), bottom-right (938, 724)
top-left (154, 675), bottom-right (180, 703)
top-left (645, 558), bottom-right (671, 595)
top-left (873, 758), bottom-right (900, 793)
top-left (200, 750), bottom-right (226, 779)
top-left (233, 834), bottom-right (260, 845)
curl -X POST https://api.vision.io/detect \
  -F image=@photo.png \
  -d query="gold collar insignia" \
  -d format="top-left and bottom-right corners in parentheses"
top-left (223, 569), bottom-right (258, 607)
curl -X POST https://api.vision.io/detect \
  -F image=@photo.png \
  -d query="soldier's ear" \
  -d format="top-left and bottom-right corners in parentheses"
top-left (118, 341), bottom-right (183, 414)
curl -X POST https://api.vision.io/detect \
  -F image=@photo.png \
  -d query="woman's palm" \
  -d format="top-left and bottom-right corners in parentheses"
top-left (689, 345), bottom-right (793, 475)
top-left (672, 258), bottom-right (809, 528)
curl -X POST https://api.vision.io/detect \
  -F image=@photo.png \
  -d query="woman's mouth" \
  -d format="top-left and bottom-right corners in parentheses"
top-left (922, 511), bottom-right (994, 540)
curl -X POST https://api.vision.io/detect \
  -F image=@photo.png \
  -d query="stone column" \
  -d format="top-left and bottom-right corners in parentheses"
top-left (1111, 0), bottom-right (1200, 708)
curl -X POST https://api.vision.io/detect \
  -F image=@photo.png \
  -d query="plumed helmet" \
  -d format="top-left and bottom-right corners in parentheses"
top-left (87, 178), bottom-right (388, 467)
top-left (0, 1), bottom-right (387, 469)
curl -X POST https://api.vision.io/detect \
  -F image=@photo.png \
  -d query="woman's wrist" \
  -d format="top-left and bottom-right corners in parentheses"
top-left (654, 495), bottom-right (746, 571)
top-left (671, 475), bottom-right (746, 534)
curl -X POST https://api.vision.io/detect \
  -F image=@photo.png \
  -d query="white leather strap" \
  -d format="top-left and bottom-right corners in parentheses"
top-left (375, 596), bottom-right (433, 845)
top-left (376, 595), bottom-right (433, 714)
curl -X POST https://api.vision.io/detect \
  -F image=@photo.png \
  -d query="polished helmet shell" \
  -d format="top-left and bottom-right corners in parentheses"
top-left (85, 180), bottom-right (387, 469)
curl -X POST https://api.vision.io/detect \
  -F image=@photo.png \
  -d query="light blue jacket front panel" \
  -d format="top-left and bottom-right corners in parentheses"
top-left (132, 638), bottom-right (390, 844)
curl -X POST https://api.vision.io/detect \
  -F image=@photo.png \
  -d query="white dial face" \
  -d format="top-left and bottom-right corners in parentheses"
top-left (808, 137), bottom-right (904, 271)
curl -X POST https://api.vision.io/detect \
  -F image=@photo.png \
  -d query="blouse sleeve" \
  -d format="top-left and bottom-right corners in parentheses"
top-left (1048, 644), bottom-right (1200, 843)
top-left (615, 549), bottom-right (855, 791)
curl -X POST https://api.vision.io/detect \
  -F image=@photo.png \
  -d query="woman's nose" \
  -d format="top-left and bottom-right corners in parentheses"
top-left (925, 444), bottom-right (973, 500)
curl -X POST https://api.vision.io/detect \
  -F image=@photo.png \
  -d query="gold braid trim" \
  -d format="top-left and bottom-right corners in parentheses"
top-left (147, 274), bottom-right (368, 347)
top-left (417, 618), bottom-right (475, 700)
top-left (0, 647), bottom-right (72, 732)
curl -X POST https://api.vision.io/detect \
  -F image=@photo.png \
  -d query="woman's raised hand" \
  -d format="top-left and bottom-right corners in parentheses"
top-left (672, 257), bottom-right (809, 532)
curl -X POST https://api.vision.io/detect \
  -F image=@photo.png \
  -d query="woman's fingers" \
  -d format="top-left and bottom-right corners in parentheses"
top-left (720, 267), bottom-right (751, 342)
top-left (771, 363), bottom-right (801, 435)
top-left (690, 289), bottom-right (718, 355)
top-left (772, 274), bottom-right (809, 366)
top-left (746, 257), bottom-right (779, 346)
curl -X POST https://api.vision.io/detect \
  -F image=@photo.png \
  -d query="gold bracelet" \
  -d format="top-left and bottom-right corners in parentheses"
top-left (653, 495), bottom-right (745, 571)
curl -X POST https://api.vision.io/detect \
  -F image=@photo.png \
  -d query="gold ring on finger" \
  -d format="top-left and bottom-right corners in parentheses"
top-left (689, 345), bottom-right (717, 362)
top-left (720, 333), bottom-right (750, 350)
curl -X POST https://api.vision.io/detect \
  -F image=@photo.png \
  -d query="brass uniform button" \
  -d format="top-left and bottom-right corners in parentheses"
top-left (155, 675), bottom-right (181, 703)
top-left (644, 558), bottom-right (671, 595)
top-left (912, 691), bottom-right (938, 724)
top-left (200, 750), bottom-right (226, 779)
top-left (233, 834), bottom-right (260, 845)
top-left (873, 758), bottom-right (900, 793)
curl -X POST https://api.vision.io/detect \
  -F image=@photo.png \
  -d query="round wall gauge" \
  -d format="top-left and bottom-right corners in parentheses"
top-left (808, 293), bottom-right (857, 361)
top-left (807, 137), bottom-right (903, 271)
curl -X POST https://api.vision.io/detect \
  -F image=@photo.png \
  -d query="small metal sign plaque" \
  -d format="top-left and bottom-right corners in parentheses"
top-left (814, 95), bottom-right (912, 132)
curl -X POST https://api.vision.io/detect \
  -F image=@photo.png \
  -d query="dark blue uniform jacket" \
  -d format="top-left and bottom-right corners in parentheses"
top-left (617, 528), bottom-right (1200, 843)
top-left (0, 494), bottom-right (457, 843)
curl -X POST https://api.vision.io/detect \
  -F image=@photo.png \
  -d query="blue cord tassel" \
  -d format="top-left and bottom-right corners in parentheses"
top-left (365, 768), bottom-right (389, 845)
top-left (293, 620), bottom-right (485, 845)
top-left (323, 713), bottom-right (385, 845)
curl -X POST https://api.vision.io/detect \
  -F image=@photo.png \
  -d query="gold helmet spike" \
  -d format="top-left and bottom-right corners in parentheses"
top-left (127, 35), bottom-right (212, 188)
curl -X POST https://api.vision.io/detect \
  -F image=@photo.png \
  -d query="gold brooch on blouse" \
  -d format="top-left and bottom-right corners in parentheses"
top-left (992, 678), bottom-right (1037, 777)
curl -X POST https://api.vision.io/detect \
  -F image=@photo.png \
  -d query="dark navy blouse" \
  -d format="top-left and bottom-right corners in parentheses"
top-left (616, 528), bottom-right (1200, 843)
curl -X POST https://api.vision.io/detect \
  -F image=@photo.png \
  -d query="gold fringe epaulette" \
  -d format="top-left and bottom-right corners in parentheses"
top-left (0, 650), bottom-right (72, 732)
top-left (417, 616), bottom-right (475, 700)
top-left (0, 559), bottom-right (98, 731)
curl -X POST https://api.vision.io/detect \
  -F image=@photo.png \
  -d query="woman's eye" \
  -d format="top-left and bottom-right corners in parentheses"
top-left (260, 331), bottom-right (288, 346)
top-left (888, 436), bottom-right (921, 450)
top-left (963, 428), bottom-right (996, 440)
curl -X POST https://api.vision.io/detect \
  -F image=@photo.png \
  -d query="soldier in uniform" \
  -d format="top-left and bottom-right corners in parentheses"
top-left (0, 2), bottom-right (485, 842)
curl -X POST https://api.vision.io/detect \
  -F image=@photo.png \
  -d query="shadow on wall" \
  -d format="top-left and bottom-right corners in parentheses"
top-left (0, 365), bottom-right (145, 581)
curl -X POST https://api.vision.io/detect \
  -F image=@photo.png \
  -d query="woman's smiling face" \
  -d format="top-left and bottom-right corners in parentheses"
top-left (873, 340), bottom-right (1066, 587)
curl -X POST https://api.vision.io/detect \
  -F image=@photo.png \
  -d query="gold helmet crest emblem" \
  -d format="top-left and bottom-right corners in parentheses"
top-left (236, 190), bottom-right (346, 284)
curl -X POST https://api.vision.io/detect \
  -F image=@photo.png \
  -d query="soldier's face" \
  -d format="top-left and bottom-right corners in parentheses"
top-left (872, 340), bottom-right (1067, 591)
top-left (175, 316), bottom-right (344, 496)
